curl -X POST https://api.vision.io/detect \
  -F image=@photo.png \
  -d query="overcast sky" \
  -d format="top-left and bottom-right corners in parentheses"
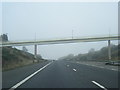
top-left (2, 2), bottom-right (118, 59)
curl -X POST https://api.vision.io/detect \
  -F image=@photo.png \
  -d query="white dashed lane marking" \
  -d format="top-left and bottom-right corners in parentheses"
top-left (73, 69), bottom-right (77, 72)
top-left (67, 65), bottom-right (69, 67)
top-left (92, 81), bottom-right (107, 90)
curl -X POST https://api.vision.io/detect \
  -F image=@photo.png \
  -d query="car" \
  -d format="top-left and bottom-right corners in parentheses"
top-left (105, 61), bottom-right (120, 66)
top-left (105, 61), bottom-right (113, 65)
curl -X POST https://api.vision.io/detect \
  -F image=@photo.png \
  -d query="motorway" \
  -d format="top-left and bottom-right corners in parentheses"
top-left (2, 60), bottom-right (119, 89)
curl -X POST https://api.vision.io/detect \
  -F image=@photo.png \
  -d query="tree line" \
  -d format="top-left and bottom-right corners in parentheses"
top-left (59, 44), bottom-right (119, 61)
top-left (0, 34), bottom-right (8, 42)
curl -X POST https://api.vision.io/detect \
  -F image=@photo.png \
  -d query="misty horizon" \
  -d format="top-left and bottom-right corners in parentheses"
top-left (1, 2), bottom-right (118, 59)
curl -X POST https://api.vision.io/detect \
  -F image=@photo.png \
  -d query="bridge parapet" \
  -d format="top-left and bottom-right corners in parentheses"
top-left (0, 36), bottom-right (119, 47)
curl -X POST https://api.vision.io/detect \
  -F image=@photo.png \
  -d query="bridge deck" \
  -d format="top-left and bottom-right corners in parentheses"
top-left (0, 36), bottom-right (119, 47)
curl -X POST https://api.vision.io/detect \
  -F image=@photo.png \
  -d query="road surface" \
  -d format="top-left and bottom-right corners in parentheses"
top-left (2, 60), bottom-right (119, 89)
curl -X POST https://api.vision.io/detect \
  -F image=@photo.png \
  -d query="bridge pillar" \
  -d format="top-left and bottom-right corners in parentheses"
top-left (34, 44), bottom-right (37, 60)
top-left (108, 40), bottom-right (111, 60)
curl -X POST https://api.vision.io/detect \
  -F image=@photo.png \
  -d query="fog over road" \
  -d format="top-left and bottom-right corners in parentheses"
top-left (2, 60), bottom-right (119, 89)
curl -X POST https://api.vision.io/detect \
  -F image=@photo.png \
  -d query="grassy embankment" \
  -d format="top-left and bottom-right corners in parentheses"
top-left (2, 47), bottom-right (46, 71)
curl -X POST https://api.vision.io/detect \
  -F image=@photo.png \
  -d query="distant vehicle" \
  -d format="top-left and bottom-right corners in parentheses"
top-left (105, 61), bottom-right (114, 65)
top-left (105, 61), bottom-right (120, 66)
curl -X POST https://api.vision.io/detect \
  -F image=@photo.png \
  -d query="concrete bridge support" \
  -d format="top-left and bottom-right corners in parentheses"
top-left (34, 44), bottom-right (37, 61)
top-left (108, 40), bottom-right (111, 60)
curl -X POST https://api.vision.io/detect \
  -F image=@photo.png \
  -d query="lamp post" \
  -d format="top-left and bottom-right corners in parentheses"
top-left (72, 29), bottom-right (73, 39)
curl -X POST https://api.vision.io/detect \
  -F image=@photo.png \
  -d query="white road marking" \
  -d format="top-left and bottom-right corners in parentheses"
top-left (111, 68), bottom-right (116, 70)
top-left (92, 81), bottom-right (107, 90)
top-left (73, 69), bottom-right (77, 72)
top-left (9, 62), bottom-right (52, 90)
top-left (67, 65), bottom-right (69, 67)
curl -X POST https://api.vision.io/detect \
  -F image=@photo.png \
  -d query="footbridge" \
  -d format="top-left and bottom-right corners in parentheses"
top-left (0, 35), bottom-right (119, 61)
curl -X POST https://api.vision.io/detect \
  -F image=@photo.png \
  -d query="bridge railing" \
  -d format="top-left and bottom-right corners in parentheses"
top-left (0, 35), bottom-right (119, 47)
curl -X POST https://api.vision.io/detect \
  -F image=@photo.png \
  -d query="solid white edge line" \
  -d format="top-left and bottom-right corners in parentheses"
top-left (92, 81), bottom-right (107, 90)
top-left (9, 62), bottom-right (52, 90)
top-left (73, 69), bottom-right (77, 72)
